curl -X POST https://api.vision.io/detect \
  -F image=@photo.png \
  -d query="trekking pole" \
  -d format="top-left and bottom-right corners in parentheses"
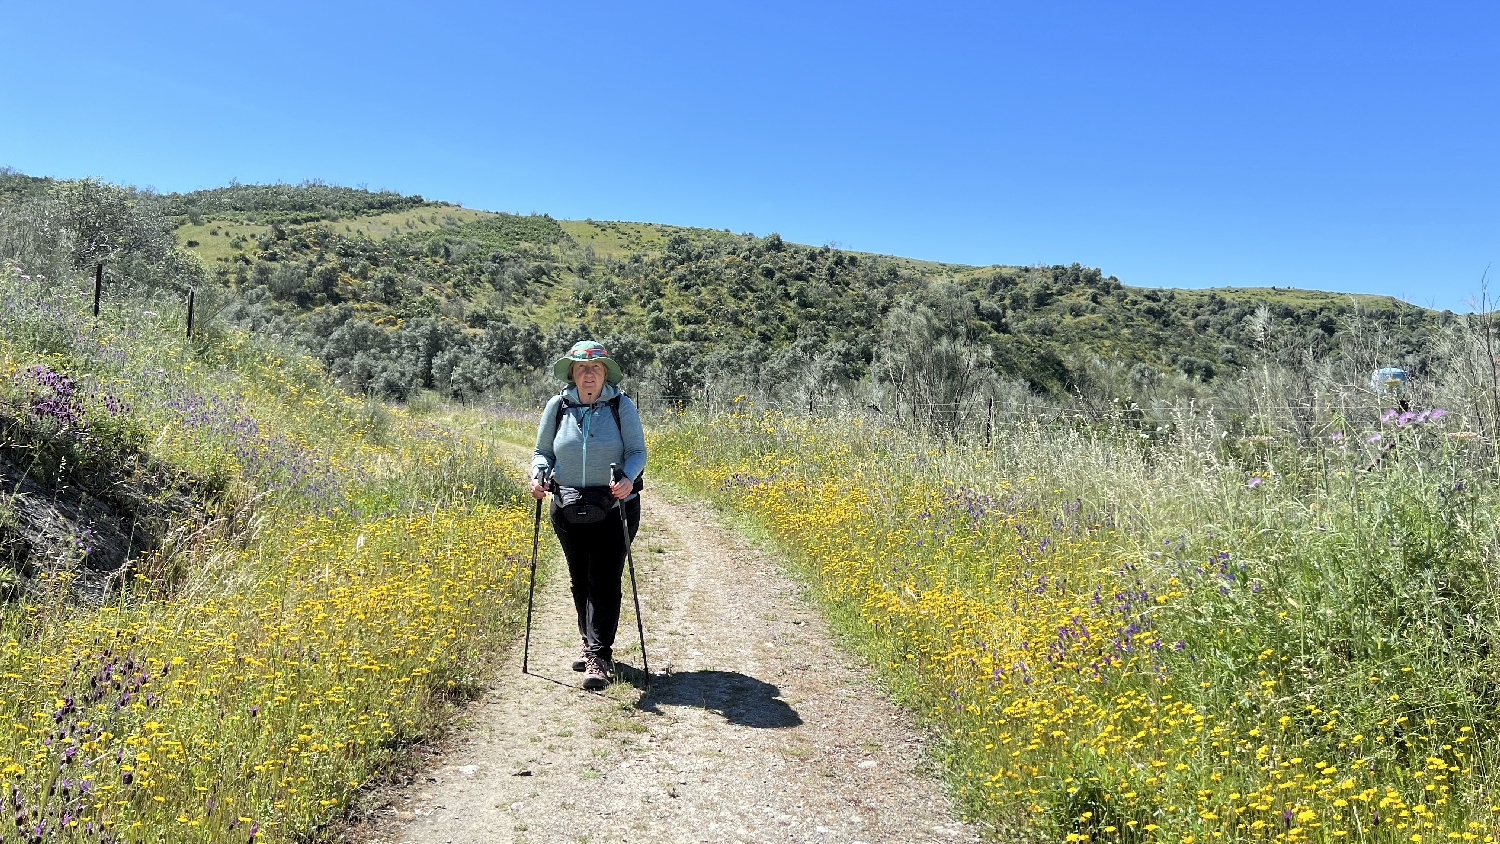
top-left (522, 467), bottom-right (550, 674)
top-left (612, 463), bottom-right (650, 679)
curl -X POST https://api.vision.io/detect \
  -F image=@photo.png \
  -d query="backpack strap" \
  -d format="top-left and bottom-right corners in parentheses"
top-left (611, 395), bottom-right (645, 490)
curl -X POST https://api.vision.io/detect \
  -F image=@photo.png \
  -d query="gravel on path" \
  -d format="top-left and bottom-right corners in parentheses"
top-left (348, 488), bottom-right (987, 844)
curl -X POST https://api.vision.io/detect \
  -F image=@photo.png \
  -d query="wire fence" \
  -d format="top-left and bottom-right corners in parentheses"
top-left (630, 392), bottom-right (1441, 420)
top-left (622, 383), bottom-right (1492, 454)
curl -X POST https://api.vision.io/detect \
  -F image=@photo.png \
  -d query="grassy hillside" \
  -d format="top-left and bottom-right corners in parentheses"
top-left (146, 181), bottom-right (1444, 412)
top-left (558, 217), bottom-right (741, 256)
top-left (0, 170), bottom-right (1451, 431)
top-left (172, 207), bottom-right (505, 266)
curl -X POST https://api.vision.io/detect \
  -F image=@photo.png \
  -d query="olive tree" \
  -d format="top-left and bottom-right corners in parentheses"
top-left (875, 283), bottom-right (996, 435)
top-left (54, 178), bottom-right (200, 293)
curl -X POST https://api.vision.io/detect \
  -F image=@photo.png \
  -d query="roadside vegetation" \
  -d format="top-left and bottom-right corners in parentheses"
top-left (0, 264), bottom-right (535, 841)
top-left (651, 379), bottom-right (1500, 841)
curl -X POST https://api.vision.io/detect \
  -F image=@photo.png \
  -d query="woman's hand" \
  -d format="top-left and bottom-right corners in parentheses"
top-left (529, 476), bottom-right (549, 500)
top-left (610, 476), bottom-right (634, 500)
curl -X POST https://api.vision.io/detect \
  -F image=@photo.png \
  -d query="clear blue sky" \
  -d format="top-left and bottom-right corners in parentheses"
top-left (4, 1), bottom-right (1496, 311)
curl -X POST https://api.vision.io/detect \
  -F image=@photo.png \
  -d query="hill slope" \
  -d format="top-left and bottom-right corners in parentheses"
top-left (4, 173), bottom-right (1447, 406)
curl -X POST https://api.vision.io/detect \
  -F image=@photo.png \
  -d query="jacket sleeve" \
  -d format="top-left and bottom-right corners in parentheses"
top-left (532, 396), bottom-right (562, 479)
top-left (618, 395), bottom-right (647, 483)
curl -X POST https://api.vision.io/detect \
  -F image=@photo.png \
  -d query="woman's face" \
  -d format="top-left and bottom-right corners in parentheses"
top-left (571, 361), bottom-right (607, 395)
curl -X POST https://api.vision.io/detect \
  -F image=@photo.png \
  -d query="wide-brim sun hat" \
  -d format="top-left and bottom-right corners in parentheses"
top-left (552, 340), bottom-right (623, 384)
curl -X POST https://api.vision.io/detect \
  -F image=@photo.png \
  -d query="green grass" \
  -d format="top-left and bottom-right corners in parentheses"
top-left (177, 206), bottom-right (505, 267)
top-left (557, 218), bottom-right (739, 257)
top-left (176, 219), bottom-right (270, 265)
top-left (1171, 285), bottom-right (1407, 311)
top-left (343, 205), bottom-right (501, 240)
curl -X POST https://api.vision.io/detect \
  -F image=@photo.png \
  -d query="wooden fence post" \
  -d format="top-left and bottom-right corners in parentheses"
top-left (92, 264), bottom-right (103, 317)
top-left (186, 289), bottom-right (195, 338)
top-left (985, 398), bottom-right (994, 448)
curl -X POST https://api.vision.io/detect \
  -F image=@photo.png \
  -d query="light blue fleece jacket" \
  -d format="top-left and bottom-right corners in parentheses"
top-left (532, 383), bottom-right (647, 496)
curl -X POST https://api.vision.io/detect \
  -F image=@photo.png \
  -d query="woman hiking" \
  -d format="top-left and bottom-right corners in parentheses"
top-left (530, 341), bottom-right (647, 690)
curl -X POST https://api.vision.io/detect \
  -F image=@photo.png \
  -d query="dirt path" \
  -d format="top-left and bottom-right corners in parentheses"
top-left (352, 487), bottom-right (986, 844)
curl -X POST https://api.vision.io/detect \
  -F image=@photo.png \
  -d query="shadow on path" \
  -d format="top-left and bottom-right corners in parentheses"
top-left (631, 669), bottom-right (803, 728)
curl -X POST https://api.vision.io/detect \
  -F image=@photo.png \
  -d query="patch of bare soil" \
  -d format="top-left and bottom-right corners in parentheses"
top-left (0, 411), bottom-right (215, 603)
top-left (343, 488), bottom-right (987, 844)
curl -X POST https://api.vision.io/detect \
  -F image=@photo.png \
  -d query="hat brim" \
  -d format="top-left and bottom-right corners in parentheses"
top-left (553, 355), bottom-right (623, 384)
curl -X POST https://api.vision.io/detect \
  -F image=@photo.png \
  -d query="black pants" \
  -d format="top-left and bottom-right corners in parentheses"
top-left (551, 496), bottom-right (640, 663)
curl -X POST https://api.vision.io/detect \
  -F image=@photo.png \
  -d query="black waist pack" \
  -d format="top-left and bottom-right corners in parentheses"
top-left (555, 485), bottom-right (616, 524)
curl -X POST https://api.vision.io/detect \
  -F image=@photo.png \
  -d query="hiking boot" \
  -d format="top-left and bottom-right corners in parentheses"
top-left (571, 643), bottom-right (587, 673)
top-left (581, 654), bottom-right (612, 690)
